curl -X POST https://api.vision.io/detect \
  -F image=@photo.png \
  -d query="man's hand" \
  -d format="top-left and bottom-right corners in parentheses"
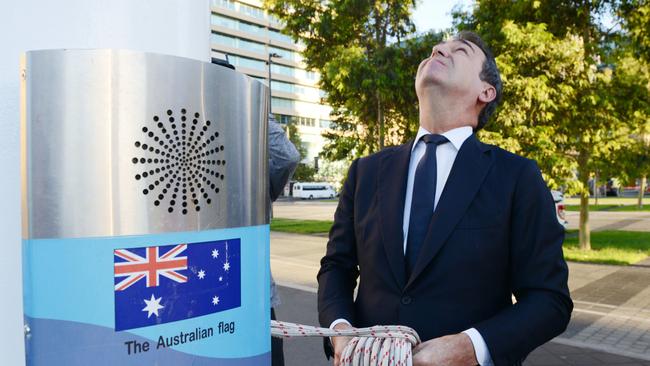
top-left (412, 333), bottom-right (478, 366)
top-left (331, 322), bottom-right (354, 366)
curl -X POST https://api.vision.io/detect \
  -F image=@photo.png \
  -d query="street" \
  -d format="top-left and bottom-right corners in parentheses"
top-left (271, 228), bottom-right (650, 365)
top-left (273, 200), bottom-right (650, 232)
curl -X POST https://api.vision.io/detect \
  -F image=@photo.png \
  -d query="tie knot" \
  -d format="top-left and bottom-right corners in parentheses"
top-left (421, 134), bottom-right (449, 145)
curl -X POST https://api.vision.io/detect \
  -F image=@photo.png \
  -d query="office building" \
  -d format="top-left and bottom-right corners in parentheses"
top-left (210, 0), bottom-right (332, 164)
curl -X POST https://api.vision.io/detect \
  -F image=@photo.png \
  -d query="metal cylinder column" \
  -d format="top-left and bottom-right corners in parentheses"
top-left (22, 49), bottom-right (270, 365)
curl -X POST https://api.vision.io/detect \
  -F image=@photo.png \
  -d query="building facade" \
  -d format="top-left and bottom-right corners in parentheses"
top-left (210, 0), bottom-right (332, 164)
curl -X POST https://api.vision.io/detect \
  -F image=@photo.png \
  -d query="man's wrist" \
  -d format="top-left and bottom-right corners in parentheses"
top-left (462, 328), bottom-right (493, 366)
top-left (330, 318), bottom-right (352, 329)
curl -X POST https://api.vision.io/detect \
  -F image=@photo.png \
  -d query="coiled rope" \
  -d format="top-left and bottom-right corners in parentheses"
top-left (271, 321), bottom-right (421, 366)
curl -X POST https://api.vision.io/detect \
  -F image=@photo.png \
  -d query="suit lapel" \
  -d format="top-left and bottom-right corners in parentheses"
top-left (378, 141), bottom-right (414, 289)
top-left (406, 134), bottom-right (494, 288)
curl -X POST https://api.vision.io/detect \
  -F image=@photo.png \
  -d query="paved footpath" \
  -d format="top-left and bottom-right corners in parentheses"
top-left (271, 232), bottom-right (650, 365)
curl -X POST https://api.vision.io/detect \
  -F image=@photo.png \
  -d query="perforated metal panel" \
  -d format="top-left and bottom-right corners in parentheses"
top-left (22, 49), bottom-right (269, 239)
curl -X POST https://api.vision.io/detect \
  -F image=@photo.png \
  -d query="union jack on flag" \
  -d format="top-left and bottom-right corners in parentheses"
top-left (114, 244), bottom-right (188, 291)
top-left (113, 239), bottom-right (241, 331)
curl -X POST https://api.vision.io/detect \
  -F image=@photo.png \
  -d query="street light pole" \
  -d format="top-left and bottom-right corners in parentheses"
top-left (267, 52), bottom-right (281, 117)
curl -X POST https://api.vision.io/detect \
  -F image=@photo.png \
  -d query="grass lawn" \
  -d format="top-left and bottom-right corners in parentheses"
top-left (564, 204), bottom-right (650, 212)
top-left (270, 219), bottom-right (650, 265)
top-left (270, 218), bottom-right (333, 235)
top-left (564, 197), bottom-right (650, 211)
top-left (562, 230), bottom-right (650, 265)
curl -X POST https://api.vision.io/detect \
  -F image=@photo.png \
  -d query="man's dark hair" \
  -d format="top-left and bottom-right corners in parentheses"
top-left (455, 31), bottom-right (502, 131)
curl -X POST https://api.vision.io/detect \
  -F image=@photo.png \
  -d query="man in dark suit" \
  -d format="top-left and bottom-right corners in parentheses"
top-left (317, 31), bottom-right (572, 366)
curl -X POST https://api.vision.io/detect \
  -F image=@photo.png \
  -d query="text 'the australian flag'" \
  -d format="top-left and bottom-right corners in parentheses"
top-left (114, 238), bottom-right (241, 331)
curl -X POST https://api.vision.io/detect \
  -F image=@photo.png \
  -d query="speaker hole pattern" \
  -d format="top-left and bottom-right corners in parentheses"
top-left (132, 109), bottom-right (226, 214)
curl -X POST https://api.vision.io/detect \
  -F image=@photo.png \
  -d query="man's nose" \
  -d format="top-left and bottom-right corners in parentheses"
top-left (431, 45), bottom-right (449, 58)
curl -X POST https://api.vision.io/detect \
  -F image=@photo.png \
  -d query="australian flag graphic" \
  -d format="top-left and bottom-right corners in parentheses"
top-left (113, 238), bottom-right (241, 331)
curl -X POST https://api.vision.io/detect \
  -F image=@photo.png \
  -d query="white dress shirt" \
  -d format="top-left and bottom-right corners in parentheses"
top-left (331, 126), bottom-right (493, 366)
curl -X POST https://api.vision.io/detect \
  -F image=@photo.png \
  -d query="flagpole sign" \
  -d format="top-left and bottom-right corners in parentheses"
top-left (21, 50), bottom-right (270, 365)
top-left (114, 239), bottom-right (242, 331)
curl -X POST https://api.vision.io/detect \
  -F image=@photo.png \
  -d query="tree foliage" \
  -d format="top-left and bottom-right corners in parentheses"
top-left (618, 0), bottom-right (650, 62)
top-left (264, 0), bottom-right (437, 159)
top-left (265, 0), bottom-right (649, 250)
top-left (455, 0), bottom-right (649, 249)
top-left (285, 121), bottom-right (317, 182)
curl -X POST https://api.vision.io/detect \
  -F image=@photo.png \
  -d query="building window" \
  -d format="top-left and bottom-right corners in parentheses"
top-left (212, 33), bottom-right (236, 48)
top-left (274, 114), bottom-right (291, 124)
top-left (319, 119), bottom-right (332, 129)
top-left (297, 117), bottom-right (316, 127)
top-left (274, 114), bottom-right (317, 127)
top-left (272, 97), bottom-right (294, 109)
top-left (212, 14), bottom-right (238, 29)
top-left (228, 55), bottom-right (266, 71)
top-left (239, 2), bottom-right (265, 20)
top-left (271, 63), bottom-right (295, 77)
top-left (269, 46), bottom-right (299, 62)
top-left (212, 33), bottom-right (267, 54)
top-left (212, 0), bottom-right (236, 10)
top-left (269, 29), bottom-right (293, 44)
top-left (211, 14), bottom-right (266, 35)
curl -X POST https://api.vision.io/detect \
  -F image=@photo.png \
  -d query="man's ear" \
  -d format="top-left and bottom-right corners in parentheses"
top-left (478, 84), bottom-right (496, 104)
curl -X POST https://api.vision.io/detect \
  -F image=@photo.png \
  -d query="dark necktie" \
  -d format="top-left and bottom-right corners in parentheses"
top-left (405, 134), bottom-right (449, 278)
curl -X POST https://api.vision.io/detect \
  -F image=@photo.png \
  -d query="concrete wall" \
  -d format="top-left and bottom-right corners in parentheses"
top-left (0, 1), bottom-right (209, 364)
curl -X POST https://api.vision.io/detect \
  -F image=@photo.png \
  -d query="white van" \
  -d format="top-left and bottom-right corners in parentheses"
top-left (292, 182), bottom-right (336, 199)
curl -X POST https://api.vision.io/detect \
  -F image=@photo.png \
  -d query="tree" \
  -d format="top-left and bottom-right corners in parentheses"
top-left (316, 30), bottom-right (445, 160)
top-left (624, 136), bottom-right (650, 208)
top-left (285, 120), bottom-right (317, 182)
top-left (313, 159), bottom-right (350, 191)
top-left (618, 0), bottom-right (650, 62)
top-left (608, 53), bottom-right (650, 208)
top-left (455, 0), bottom-right (645, 250)
top-left (264, 0), bottom-right (418, 157)
top-left (619, 0), bottom-right (650, 207)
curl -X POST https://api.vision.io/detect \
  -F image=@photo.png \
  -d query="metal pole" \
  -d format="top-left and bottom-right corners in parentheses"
top-left (267, 52), bottom-right (281, 117)
top-left (268, 53), bottom-right (272, 116)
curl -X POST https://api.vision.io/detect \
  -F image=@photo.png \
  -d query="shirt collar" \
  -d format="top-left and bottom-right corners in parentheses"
top-left (412, 125), bottom-right (473, 153)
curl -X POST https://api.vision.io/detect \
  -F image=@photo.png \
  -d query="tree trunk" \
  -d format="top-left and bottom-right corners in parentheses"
top-left (578, 154), bottom-right (591, 250)
top-left (639, 176), bottom-right (647, 209)
top-left (377, 91), bottom-right (384, 150)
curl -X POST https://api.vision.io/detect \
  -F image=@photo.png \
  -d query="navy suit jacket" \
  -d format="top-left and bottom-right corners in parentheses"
top-left (317, 134), bottom-right (572, 366)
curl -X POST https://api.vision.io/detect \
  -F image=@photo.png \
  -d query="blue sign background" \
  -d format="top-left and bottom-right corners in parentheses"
top-left (23, 225), bottom-right (270, 364)
top-left (114, 239), bottom-right (242, 331)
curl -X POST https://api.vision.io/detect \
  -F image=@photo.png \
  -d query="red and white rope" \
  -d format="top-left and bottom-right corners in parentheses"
top-left (271, 320), bottom-right (421, 366)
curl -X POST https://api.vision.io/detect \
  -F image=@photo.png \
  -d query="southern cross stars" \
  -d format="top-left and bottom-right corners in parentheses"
top-left (142, 294), bottom-right (164, 318)
top-left (212, 296), bottom-right (220, 305)
top-left (211, 249), bottom-right (219, 258)
top-left (197, 269), bottom-right (206, 279)
top-left (223, 262), bottom-right (230, 271)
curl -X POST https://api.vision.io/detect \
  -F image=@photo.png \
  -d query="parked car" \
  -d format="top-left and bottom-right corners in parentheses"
top-left (621, 184), bottom-right (650, 197)
top-left (292, 182), bottom-right (337, 199)
top-left (551, 190), bottom-right (568, 229)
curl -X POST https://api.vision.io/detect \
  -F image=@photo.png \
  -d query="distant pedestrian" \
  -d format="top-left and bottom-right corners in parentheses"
top-left (268, 113), bottom-right (300, 366)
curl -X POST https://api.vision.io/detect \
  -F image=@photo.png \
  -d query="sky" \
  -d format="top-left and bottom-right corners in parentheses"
top-left (411, 0), bottom-right (617, 32)
top-left (411, 0), bottom-right (473, 33)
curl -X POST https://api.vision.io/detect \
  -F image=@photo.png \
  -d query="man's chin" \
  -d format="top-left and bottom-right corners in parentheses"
top-left (416, 76), bottom-right (446, 94)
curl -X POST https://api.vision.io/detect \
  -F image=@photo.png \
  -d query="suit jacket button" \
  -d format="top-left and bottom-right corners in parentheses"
top-left (401, 296), bottom-right (412, 305)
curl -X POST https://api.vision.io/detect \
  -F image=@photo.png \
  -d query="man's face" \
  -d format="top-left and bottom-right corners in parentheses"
top-left (415, 38), bottom-right (487, 99)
